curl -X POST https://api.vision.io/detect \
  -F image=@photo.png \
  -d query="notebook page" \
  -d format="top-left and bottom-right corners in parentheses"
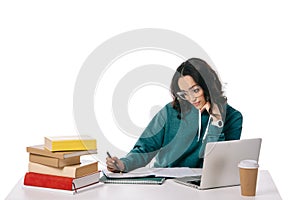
top-left (102, 167), bottom-right (202, 178)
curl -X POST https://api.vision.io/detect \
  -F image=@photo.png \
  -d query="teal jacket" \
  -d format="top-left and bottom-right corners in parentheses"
top-left (120, 103), bottom-right (243, 172)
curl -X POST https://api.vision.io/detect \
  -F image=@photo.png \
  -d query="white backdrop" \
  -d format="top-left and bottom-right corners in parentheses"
top-left (1, 1), bottom-right (299, 199)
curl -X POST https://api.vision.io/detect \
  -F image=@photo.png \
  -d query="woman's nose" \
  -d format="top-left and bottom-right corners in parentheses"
top-left (189, 94), bottom-right (197, 102)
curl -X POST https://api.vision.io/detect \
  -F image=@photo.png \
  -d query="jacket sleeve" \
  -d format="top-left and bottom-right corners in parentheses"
top-left (199, 106), bottom-right (243, 158)
top-left (120, 106), bottom-right (168, 172)
top-left (223, 108), bottom-right (243, 140)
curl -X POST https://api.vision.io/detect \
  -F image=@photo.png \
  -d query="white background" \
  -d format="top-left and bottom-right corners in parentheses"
top-left (1, 0), bottom-right (299, 199)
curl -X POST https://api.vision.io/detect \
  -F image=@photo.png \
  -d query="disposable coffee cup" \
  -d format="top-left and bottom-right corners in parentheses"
top-left (238, 160), bottom-right (259, 196)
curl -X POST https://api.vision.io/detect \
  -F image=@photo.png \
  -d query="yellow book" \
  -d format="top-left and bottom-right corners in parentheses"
top-left (45, 135), bottom-right (97, 152)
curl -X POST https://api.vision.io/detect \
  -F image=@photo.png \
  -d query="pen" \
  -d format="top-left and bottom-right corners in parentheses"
top-left (106, 151), bottom-right (122, 173)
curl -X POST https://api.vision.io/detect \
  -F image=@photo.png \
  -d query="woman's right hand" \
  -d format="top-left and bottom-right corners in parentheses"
top-left (106, 156), bottom-right (125, 172)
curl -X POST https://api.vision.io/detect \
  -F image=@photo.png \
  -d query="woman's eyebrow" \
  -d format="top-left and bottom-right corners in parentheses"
top-left (188, 84), bottom-right (198, 90)
top-left (179, 84), bottom-right (198, 92)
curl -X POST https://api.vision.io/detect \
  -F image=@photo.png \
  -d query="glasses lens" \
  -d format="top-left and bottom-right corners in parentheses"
top-left (176, 92), bottom-right (187, 100)
top-left (176, 86), bottom-right (202, 101)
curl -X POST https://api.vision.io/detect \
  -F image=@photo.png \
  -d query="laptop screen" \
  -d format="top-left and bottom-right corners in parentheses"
top-left (174, 138), bottom-right (262, 190)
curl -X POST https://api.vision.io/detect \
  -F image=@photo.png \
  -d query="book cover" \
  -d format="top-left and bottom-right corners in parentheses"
top-left (29, 153), bottom-right (80, 168)
top-left (24, 171), bottom-right (101, 191)
top-left (26, 145), bottom-right (97, 159)
top-left (100, 175), bottom-right (165, 185)
top-left (44, 135), bottom-right (97, 151)
top-left (23, 180), bottom-right (103, 195)
top-left (28, 160), bottom-right (98, 178)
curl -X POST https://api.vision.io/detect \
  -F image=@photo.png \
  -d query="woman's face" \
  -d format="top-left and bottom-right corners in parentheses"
top-left (178, 75), bottom-right (206, 110)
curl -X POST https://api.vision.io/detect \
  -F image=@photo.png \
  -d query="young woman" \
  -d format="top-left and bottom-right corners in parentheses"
top-left (106, 58), bottom-right (243, 172)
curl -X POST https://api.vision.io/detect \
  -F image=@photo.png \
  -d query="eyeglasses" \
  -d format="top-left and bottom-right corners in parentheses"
top-left (176, 85), bottom-right (202, 100)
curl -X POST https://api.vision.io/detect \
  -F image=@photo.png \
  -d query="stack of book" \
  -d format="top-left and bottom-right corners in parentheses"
top-left (23, 135), bottom-right (101, 194)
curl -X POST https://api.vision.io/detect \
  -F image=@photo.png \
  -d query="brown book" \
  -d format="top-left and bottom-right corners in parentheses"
top-left (26, 145), bottom-right (97, 159)
top-left (28, 160), bottom-right (98, 178)
top-left (29, 153), bottom-right (80, 168)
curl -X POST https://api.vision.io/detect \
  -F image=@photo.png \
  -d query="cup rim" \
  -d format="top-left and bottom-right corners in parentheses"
top-left (238, 159), bottom-right (259, 169)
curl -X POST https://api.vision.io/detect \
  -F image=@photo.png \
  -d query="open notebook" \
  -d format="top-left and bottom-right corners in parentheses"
top-left (101, 167), bottom-right (202, 185)
top-left (102, 167), bottom-right (202, 178)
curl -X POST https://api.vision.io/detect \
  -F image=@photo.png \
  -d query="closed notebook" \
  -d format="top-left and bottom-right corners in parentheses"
top-left (28, 160), bottom-right (98, 178)
top-left (44, 136), bottom-right (97, 151)
top-left (100, 175), bottom-right (165, 185)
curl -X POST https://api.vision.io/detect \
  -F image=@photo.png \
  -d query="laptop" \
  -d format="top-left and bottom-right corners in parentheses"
top-left (174, 138), bottom-right (262, 190)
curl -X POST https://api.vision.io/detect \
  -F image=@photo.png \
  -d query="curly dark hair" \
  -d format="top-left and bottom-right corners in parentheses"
top-left (170, 58), bottom-right (227, 119)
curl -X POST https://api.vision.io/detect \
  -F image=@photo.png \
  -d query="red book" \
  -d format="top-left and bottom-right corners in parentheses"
top-left (24, 171), bottom-right (100, 191)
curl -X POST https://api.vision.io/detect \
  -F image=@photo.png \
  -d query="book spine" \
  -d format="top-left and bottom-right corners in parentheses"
top-left (24, 172), bottom-right (73, 191)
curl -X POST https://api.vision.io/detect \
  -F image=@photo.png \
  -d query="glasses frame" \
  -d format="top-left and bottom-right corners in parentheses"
top-left (176, 85), bottom-right (202, 101)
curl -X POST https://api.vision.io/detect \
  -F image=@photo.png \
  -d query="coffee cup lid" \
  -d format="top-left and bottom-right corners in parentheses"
top-left (238, 159), bottom-right (259, 169)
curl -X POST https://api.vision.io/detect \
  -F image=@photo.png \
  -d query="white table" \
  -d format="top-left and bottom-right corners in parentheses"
top-left (6, 170), bottom-right (282, 200)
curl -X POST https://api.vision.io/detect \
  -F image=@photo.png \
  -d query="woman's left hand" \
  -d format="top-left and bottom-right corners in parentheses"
top-left (201, 101), bottom-right (222, 121)
top-left (200, 101), bottom-right (211, 113)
